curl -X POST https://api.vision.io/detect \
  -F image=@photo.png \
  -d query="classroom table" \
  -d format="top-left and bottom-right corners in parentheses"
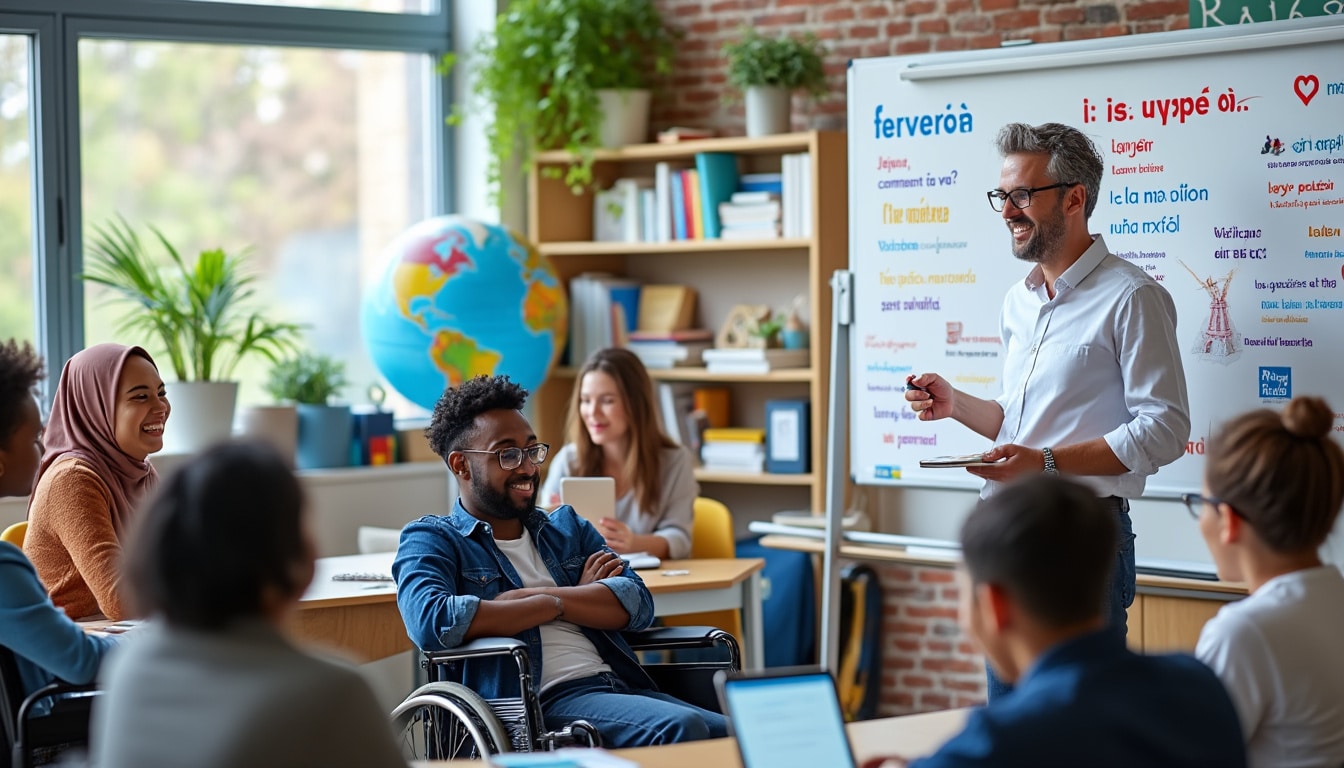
top-left (411, 706), bottom-right (971, 767)
top-left (294, 552), bottom-right (766, 669)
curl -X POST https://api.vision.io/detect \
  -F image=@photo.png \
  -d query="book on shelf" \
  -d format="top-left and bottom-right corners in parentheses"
top-left (700, 456), bottom-right (766, 474)
top-left (628, 328), bottom-right (713, 343)
top-left (702, 347), bottom-right (809, 373)
top-left (657, 126), bottom-right (716, 143)
top-left (635, 285), bottom-right (697, 333)
top-left (568, 273), bottom-right (640, 365)
top-left (592, 177), bottom-right (652, 243)
top-left (657, 382), bottom-right (696, 447)
top-left (625, 340), bottom-right (712, 368)
top-left (694, 152), bottom-right (740, 240)
top-left (701, 441), bottom-right (766, 463)
top-left (740, 172), bottom-right (783, 195)
top-left (692, 387), bottom-right (730, 429)
top-left (701, 427), bottom-right (765, 443)
top-left (731, 190), bottom-right (780, 205)
top-left (720, 223), bottom-right (783, 241)
top-left (765, 399), bottom-right (810, 474)
top-left (669, 170), bottom-right (689, 241)
top-left (718, 200), bottom-right (782, 225)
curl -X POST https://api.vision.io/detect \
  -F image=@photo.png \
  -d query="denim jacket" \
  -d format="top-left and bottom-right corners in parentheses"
top-left (393, 500), bottom-right (656, 699)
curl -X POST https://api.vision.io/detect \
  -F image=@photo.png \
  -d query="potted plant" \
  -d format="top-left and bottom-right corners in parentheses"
top-left (81, 216), bottom-right (302, 455)
top-left (446, 0), bottom-right (676, 203)
top-left (265, 351), bottom-right (351, 470)
top-left (722, 28), bottom-right (828, 137)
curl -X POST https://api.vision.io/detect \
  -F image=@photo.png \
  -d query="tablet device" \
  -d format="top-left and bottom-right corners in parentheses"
top-left (715, 666), bottom-right (858, 768)
top-left (919, 453), bottom-right (1002, 468)
top-left (560, 476), bottom-right (616, 526)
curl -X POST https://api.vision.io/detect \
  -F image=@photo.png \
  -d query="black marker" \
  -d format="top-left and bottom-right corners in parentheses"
top-left (905, 376), bottom-right (932, 396)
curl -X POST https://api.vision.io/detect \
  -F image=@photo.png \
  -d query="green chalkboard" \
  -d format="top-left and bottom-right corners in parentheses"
top-left (1190, 0), bottom-right (1342, 27)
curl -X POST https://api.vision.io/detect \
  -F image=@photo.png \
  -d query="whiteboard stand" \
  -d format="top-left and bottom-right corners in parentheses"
top-left (820, 269), bottom-right (853, 673)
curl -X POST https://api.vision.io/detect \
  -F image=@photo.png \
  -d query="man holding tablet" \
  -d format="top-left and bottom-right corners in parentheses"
top-left (906, 122), bottom-right (1190, 697)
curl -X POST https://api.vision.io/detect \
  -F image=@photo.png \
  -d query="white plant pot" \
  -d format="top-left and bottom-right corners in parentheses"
top-left (745, 85), bottom-right (792, 137)
top-left (236, 404), bottom-right (299, 464)
top-left (161, 381), bottom-right (239, 455)
top-left (596, 88), bottom-right (652, 147)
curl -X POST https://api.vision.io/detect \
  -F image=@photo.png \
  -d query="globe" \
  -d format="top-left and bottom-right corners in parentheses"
top-left (361, 216), bottom-right (568, 411)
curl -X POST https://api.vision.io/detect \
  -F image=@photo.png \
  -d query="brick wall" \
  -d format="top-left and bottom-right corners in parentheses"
top-left (651, 0), bottom-right (1191, 135)
top-left (871, 560), bottom-right (988, 714)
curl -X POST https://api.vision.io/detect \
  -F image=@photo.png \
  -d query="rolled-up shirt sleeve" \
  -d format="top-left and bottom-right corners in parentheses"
top-left (1103, 281), bottom-right (1191, 475)
top-left (570, 512), bottom-right (655, 631)
top-left (392, 520), bottom-right (480, 651)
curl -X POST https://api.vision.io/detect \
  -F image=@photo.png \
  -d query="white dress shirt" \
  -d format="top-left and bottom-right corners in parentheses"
top-left (987, 234), bottom-right (1190, 498)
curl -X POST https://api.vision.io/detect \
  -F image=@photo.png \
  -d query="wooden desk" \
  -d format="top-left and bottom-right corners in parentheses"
top-left (294, 553), bottom-right (765, 668)
top-left (413, 707), bottom-right (970, 767)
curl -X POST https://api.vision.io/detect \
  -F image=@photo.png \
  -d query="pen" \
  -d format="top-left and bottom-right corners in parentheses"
top-left (906, 376), bottom-right (932, 396)
top-left (661, 570), bottom-right (691, 576)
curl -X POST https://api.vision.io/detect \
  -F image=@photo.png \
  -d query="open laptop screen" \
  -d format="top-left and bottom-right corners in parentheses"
top-left (719, 669), bottom-right (858, 768)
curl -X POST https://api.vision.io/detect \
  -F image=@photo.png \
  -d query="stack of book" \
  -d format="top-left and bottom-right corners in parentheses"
top-left (718, 191), bottom-right (781, 240)
top-left (699, 427), bottom-right (766, 474)
top-left (702, 347), bottom-right (809, 374)
top-left (625, 328), bottom-right (714, 369)
top-left (567, 273), bottom-right (640, 366)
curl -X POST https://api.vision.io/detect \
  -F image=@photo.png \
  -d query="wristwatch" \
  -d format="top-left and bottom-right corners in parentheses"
top-left (1042, 447), bottom-right (1059, 475)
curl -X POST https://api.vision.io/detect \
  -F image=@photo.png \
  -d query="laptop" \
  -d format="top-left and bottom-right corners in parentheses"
top-left (559, 477), bottom-right (660, 569)
top-left (715, 666), bottom-right (858, 768)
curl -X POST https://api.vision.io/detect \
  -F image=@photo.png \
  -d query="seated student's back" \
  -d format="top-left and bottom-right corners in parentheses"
top-left (1193, 396), bottom-right (1344, 768)
top-left (91, 441), bottom-right (407, 768)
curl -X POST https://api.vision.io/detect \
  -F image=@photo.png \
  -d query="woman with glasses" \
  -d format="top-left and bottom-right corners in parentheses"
top-left (539, 348), bottom-right (697, 560)
top-left (1189, 395), bottom-right (1344, 768)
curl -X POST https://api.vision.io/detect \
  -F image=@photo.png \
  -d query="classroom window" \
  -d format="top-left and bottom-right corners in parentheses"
top-left (79, 40), bottom-right (435, 411)
top-left (0, 34), bottom-right (36, 344)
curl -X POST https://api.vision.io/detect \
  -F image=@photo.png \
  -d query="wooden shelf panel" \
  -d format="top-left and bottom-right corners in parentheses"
top-left (539, 238), bottom-right (810, 256)
top-left (695, 469), bottom-right (816, 486)
top-left (534, 132), bottom-right (816, 164)
top-left (552, 365), bottom-right (813, 383)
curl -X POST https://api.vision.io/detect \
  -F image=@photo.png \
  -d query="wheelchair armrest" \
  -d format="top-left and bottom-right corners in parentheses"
top-left (424, 636), bottom-right (526, 664)
top-left (623, 626), bottom-right (737, 652)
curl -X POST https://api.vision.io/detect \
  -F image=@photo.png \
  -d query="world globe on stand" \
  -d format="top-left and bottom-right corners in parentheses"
top-left (361, 216), bottom-right (568, 411)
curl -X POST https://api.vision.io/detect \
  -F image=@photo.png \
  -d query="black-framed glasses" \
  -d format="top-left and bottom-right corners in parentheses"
top-left (986, 182), bottom-right (1075, 212)
top-left (459, 442), bottom-right (549, 470)
top-left (1180, 492), bottom-right (1250, 522)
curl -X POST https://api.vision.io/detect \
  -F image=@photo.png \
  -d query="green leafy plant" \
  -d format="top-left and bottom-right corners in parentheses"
top-left (722, 28), bottom-right (828, 99)
top-left (444, 0), bottom-right (676, 204)
top-left (750, 315), bottom-right (784, 344)
top-left (264, 351), bottom-right (348, 405)
top-left (81, 217), bottom-right (302, 382)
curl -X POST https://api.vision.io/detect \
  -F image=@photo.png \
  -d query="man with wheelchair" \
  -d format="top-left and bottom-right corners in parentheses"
top-left (393, 375), bottom-right (728, 750)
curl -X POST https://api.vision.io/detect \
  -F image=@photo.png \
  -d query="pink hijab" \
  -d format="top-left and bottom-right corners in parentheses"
top-left (33, 343), bottom-right (161, 532)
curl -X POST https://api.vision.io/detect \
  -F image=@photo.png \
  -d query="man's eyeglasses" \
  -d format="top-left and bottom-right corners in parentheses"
top-left (459, 442), bottom-right (549, 470)
top-left (1180, 493), bottom-right (1247, 522)
top-left (986, 182), bottom-right (1075, 212)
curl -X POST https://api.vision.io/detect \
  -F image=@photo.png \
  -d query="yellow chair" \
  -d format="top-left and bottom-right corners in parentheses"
top-left (661, 497), bottom-right (743, 647)
top-left (0, 521), bottom-right (26, 548)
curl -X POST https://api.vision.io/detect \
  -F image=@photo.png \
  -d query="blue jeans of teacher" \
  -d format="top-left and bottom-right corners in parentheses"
top-left (985, 497), bottom-right (1135, 702)
top-left (540, 671), bottom-right (729, 748)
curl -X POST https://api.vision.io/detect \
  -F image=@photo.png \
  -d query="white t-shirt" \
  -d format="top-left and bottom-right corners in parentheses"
top-left (494, 530), bottom-right (611, 692)
top-left (1196, 565), bottom-right (1344, 768)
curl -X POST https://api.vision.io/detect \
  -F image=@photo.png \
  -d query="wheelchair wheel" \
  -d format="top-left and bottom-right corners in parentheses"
top-left (390, 681), bottom-right (511, 759)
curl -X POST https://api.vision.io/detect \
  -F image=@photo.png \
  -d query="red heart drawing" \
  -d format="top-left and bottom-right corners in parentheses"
top-left (1294, 74), bottom-right (1319, 106)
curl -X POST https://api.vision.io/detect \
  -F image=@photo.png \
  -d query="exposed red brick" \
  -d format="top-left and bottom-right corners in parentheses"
top-left (906, 604), bottom-right (959, 619)
top-left (754, 11), bottom-right (809, 25)
top-left (906, 0), bottom-right (939, 13)
top-left (993, 8), bottom-right (1041, 28)
top-left (901, 674), bottom-right (935, 689)
top-left (918, 18), bottom-right (951, 34)
top-left (980, 0), bottom-right (1018, 11)
top-left (921, 692), bottom-right (952, 710)
top-left (1127, 0), bottom-right (1187, 19)
top-left (822, 6), bottom-right (857, 21)
top-left (917, 569), bottom-right (956, 584)
top-left (891, 621), bottom-right (931, 635)
top-left (850, 23), bottom-right (881, 38)
top-left (952, 14), bottom-right (994, 32)
top-left (1044, 6), bottom-right (1084, 23)
top-left (885, 19), bottom-right (915, 36)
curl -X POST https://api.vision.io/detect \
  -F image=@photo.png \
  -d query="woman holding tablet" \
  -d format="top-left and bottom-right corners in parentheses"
top-left (540, 348), bottom-right (698, 559)
top-left (1192, 395), bottom-right (1344, 767)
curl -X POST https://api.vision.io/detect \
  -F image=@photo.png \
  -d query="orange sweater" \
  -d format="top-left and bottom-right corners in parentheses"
top-left (25, 457), bottom-right (129, 620)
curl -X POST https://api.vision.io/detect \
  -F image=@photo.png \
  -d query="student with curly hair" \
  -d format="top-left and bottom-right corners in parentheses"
top-left (25, 343), bottom-right (168, 620)
top-left (0, 339), bottom-right (118, 700)
top-left (540, 348), bottom-right (698, 559)
top-left (91, 440), bottom-right (407, 768)
top-left (396, 374), bottom-right (726, 748)
top-left (1192, 396), bottom-right (1344, 767)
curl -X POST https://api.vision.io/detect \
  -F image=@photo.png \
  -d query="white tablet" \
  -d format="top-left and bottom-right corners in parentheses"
top-left (560, 476), bottom-right (616, 526)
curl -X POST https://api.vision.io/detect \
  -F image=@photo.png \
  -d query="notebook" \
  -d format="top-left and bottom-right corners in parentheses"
top-left (715, 666), bottom-right (858, 768)
top-left (559, 477), bottom-right (660, 569)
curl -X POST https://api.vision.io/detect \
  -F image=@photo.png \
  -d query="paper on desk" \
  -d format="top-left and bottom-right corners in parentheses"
top-left (488, 748), bottom-right (638, 767)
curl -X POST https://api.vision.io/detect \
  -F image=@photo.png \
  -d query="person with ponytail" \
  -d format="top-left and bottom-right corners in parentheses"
top-left (1191, 395), bottom-right (1344, 767)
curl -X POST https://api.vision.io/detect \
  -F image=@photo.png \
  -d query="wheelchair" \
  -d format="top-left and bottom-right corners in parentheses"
top-left (0, 649), bottom-right (102, 768)
top-left (390, 625), bottom-right (740, 759)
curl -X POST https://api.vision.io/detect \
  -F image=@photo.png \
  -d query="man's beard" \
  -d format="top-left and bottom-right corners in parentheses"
top-left (1010, 199), bottom-right (1066, 264)
top-left (469, 472), bottom-right (538, 521)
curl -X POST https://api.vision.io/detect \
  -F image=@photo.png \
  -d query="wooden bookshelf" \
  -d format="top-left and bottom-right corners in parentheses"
top-left (530, 131), bottom-right (848, 516)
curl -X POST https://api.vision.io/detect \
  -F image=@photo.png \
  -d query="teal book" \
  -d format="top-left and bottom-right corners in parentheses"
top-left (695, 152), bottom-right (740, 239)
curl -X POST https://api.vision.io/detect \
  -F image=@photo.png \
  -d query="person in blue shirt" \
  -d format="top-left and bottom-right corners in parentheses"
top-left (863, 475), bottom-right (1246, 768)
top-left (394, 374), bottom-right (727, 748)
top-left (0, 339), bottom-right (117, 700)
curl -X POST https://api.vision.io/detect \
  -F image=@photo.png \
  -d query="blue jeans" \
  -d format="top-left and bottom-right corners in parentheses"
top-left (539, 672), bottom-right (729, 748)
top-left (986, 497), bottom-right (1135, 701)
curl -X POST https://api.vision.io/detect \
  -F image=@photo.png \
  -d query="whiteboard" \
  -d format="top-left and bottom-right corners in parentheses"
top-left (846, 18), bottom-right (1344, 497)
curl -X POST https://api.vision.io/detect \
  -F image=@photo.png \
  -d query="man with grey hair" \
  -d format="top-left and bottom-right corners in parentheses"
top-left (905, 122), bottom-right (1190, 699)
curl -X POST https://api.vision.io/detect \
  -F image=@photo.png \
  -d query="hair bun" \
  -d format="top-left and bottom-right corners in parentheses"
top-left (1281, 396), bottom-right (1333, 440)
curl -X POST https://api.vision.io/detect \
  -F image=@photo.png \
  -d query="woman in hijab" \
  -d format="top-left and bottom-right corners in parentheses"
top-left (24, 343), bottom-right (169, 620)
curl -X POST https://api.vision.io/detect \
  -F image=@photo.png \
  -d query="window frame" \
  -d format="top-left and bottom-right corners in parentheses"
top-left (0, 0), bottom-right (453, 397)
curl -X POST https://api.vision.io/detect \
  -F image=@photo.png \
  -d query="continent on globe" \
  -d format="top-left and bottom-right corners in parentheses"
top-left (430, 329), bottom-right (503, 387)
top-left (393, 230), bottom-right (475, 329)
